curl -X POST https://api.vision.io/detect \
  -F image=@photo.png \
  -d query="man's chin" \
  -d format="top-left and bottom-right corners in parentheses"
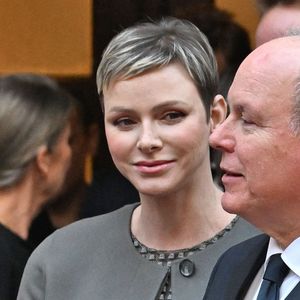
top-left (221, 193), bottom-right (242, 215)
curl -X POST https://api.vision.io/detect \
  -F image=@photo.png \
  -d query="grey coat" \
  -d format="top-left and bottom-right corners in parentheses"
top-left (17, 204), bottom-right (260, 300)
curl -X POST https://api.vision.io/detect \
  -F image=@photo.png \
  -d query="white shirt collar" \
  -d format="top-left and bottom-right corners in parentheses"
top-left (282, 237), bottom-right (300, 277)
top-left (266, 237), bottom-right (300, 277)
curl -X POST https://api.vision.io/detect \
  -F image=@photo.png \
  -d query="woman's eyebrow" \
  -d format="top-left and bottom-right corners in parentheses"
top-left (107, 107), bottom-right (135, 114)
top-left (107, 100), bottom-right (188, 114)
top-left (151, 100), bottom-right (188, 112)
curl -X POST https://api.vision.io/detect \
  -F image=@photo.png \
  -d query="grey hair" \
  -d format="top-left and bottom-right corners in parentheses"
top-left (0, 74), bottom-right (74, 188)
top-left (286, 27), bottom-right (300, 37)
top-left (283, 31), bottom-right (300, 135)
top-left (289, 76), bottom-right (300, 134)
top-left (96, 17), bottom-right (219, 121)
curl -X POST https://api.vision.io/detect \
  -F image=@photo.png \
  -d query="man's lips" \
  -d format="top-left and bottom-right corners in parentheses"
top-left (220, 164), bottom-right (243, 177)
top-left (221, 167), bottom-right (244, 185)
top-left (222, 169), bottom-right (243, 177)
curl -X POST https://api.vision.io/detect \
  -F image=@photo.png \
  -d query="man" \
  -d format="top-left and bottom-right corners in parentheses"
top-left (255, 0), bottom-right (300, 46)
top-left (203, 35), bottom-right (300, 299)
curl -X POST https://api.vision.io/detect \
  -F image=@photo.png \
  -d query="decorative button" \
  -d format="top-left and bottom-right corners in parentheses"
top-left (179, 259), bottom-right (195, 277)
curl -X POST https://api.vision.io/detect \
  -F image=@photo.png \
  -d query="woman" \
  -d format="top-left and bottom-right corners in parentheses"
top-left (18, 18), bottom-right (260, 300)
top-left (0, 74), bottom-right (73, 300)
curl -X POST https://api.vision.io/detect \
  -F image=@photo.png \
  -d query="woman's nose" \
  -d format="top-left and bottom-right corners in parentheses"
top-left (136, 125), bottom-right (163, 153)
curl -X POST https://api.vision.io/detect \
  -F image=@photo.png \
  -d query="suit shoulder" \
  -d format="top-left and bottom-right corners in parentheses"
top-left (204, 234), bottom-right (269, 299)
top-left (225, 234), bottom-right (268, 256)
top-left (212, 233), bottom-right (269, 272)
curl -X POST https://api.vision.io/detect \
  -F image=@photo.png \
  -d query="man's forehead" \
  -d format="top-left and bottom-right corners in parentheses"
top-left (234, 36), bottom-right (300, 82)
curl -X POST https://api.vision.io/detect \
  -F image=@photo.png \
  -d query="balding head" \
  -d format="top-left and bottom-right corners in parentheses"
top-left (234, 35), bottom-right (300, 133)
top-left (255, 2), bottom-right (300, 46)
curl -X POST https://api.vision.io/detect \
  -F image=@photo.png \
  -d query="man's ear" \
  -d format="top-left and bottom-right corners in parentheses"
top-left (210, 94), bottom-right (227, 132)
top-left (35, 145), bottom-right (51, 176)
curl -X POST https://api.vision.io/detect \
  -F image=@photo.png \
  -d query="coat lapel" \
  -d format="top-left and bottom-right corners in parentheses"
top-left (286, 281), bottom-right (300, 299)
top-left (224, 234), bottom-right (269, 299)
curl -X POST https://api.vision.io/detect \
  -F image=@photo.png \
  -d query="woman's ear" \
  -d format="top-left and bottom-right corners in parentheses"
top-left (210, 94), bottom-right (227, 132)
top-left (35, 145), bottom-right (51, 176)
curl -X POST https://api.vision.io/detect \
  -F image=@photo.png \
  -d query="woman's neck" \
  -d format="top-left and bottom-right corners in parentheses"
top-left (0, 179), bottom-right (41, 240)
top-left (131, 184), bottom-right (235, 251)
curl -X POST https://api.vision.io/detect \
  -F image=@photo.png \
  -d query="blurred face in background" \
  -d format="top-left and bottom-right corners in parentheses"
top-left (256, 3), bottom-right (300, 47)
top-left (60, 109), bottom-right (87, 195)
top-left (51, 108), bottom-right (99, 200)
top-left (43, 122), bottom-right (72, 199)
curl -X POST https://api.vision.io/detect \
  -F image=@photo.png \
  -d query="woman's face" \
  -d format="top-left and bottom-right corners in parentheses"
top-left (103, 63), bottom-right (212, 196)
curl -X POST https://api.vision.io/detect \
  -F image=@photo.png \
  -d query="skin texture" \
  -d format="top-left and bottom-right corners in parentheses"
top-left (103, 62), bottom-right (232, 250)
top-left (256, 3), bottom-right (300, 47)
top-left (209, 36), bottom-right (300, 248)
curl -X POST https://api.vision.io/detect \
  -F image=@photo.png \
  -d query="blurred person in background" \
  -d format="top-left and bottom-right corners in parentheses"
top-left (0, 73), bottom-right (73, 300)
top-left (28, 83), bottom-right (99, 246)
top-left (174, 4), bottom-right (251, 98)
top-left (255, 0), bottom-right (300, 46)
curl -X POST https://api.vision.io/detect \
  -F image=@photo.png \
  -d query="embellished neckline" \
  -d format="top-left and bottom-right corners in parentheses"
top-left (131, 215), bottom-right (239, 266)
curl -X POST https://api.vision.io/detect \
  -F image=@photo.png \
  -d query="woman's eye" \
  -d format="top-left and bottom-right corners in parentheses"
top-left (163, 111), bottom-right (185, 122)
top-left (113, 118), bottom-right (136, 129)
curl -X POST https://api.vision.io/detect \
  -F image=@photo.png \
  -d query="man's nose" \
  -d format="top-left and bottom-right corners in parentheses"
top-left (209, 118), bottom-right (235, 153)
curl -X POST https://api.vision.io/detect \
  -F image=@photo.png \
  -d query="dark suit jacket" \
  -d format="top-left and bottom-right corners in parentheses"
top-left (204, 234), bottom-right (300, 300)
top-left (0, 223), bottom-right (33, 300)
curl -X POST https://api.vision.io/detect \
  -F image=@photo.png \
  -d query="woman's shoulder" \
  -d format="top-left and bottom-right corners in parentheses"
top-left (53, 203), bottom-right (138, 242)
top-left (26, 203), bottom-right (139, 270)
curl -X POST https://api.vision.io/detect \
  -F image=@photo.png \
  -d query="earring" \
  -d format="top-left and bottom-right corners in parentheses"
top-left (84, 154), bottom-right (93, 185)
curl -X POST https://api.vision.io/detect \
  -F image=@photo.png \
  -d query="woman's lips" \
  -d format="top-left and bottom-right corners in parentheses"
top-left (134, 160), bottom-right (175, 174)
